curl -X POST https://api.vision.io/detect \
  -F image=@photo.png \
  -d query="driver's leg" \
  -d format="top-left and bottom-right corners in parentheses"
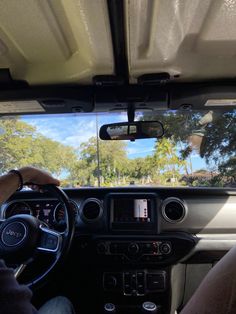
top-left (180, 244), bottom-right (236, 314)
top-left (38, 296), bottom-right (75, 314)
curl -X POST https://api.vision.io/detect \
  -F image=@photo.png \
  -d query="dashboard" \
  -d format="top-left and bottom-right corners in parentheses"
top-left (2, 187), bottom-right (236, 314)
top-left (2, 187), bottom-right (236, 255)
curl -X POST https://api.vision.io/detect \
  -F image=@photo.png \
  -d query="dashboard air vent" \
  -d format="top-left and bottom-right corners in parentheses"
top-left (162, 197), bottom-right (187, 223)
top-left (80, 198), bottom-right (103, 222)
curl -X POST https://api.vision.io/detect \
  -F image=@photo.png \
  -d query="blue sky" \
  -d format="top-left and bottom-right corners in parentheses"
top-left (22, 113), bottom-right (207, 172)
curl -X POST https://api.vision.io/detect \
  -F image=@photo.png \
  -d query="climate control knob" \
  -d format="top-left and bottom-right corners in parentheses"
top-left (97, 242), bottom-right (107, 254)
top-left (128, 242), bottom-right (140, 255)
top-left (159, 242), bottom-right (171, 255)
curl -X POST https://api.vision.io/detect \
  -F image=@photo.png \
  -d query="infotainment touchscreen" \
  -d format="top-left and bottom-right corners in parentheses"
top-left (113, 198), bottom-right (151, 223)
top-left (108, 193), bottom-right (158, 233)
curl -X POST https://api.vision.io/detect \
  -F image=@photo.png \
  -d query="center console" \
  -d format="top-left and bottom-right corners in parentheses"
top-left (88, 193), bottom-right (195, 313)
top-left (76, 193), bottom-right (196, 313)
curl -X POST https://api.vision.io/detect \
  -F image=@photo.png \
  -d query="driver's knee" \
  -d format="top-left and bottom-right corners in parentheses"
top-left (38, 296), bottom-right (75, 314)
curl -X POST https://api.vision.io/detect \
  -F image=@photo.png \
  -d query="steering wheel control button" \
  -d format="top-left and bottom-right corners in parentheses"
top-left (1, 222), bottom-right (27, 246)
top-left (142, 302), bottom-right (159, 313)
top-left (39, 228), bottom-right (60, 252)
top-left (43, 234), bottom-right (58, 250)
top-left (104, 303), bottom-right (116, 313)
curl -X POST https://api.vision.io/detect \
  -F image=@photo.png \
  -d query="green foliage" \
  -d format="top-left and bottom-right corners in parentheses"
top-left (1, 110), bottom-right (236, 188)
top-left (218, 157), bottom-right (236, 184)
top-left (200, 111), bottom-right (236, 162)
top-left (152, 138), bottom-right (187, 185)
top-left (0, 118), bottom-right (77, 176)
top-left (69, 136), bottom-right (186, 187)
top-left (139, 110), bottom-right (236, 186)
top-left (69, 137), bottom-right (128, 186)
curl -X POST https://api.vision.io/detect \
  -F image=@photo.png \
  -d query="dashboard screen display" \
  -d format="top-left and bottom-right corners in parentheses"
top-left (113, 198), bottom-right (151, 223)
top-left (33, 201), bottom-right (57, 225)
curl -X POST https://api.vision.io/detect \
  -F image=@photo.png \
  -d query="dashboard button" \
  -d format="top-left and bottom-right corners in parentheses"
top-left (103, 273), bottom-right (121, 291)
top-left (142, 243), bottom-right (152, 254)
top-left (128, 243), bottom-right (139, 255)
top-left (159, 242), bottom-right (171, 255)
top-left (124, 272), bottom-right (131, 282)
top-left (147, 274), bottom-right (165, 291)
top-left (137, 272), bottom-right (145, 295)
top-left (124, 284), bottom-right (132, 295)
top-left (137, 284), bottom-right (145, 295)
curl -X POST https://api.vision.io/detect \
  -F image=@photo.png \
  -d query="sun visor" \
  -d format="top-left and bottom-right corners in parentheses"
top-left (0, 100), bottom-right (45, 114)
top-left (169, 84), bottom-right (236, 110)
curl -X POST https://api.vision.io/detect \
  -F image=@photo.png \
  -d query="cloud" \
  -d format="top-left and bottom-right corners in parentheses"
top-left (127, 147), bottom-right (155, 155)
top-left (22, 114), bottom-right (97, 148)
top-left (127, 139), bottom-right (156, 158)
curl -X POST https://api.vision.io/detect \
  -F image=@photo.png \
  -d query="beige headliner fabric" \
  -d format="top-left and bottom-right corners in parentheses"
top-left (0, 0), bottom-right (114, 85)
top-left (2, 0), bottom-right (236, 85)
top-left (125, 0), bottom-right (236, 83)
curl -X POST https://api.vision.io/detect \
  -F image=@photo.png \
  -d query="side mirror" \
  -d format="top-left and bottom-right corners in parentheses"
top-left (99, 121), bottom-right (164, 141)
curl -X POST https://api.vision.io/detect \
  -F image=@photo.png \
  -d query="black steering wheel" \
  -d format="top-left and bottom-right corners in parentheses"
top-left (0, 185), bottom-right (75, 288)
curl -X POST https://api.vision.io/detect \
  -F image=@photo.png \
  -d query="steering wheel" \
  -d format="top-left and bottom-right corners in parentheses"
top-left (0, 185), bottom-right (75, 288)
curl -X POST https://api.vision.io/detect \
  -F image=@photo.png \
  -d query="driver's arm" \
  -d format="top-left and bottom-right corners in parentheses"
top-left (0, 167), bottom-right (60, 313)
top-left (0, 166), bottom-right (60, 204)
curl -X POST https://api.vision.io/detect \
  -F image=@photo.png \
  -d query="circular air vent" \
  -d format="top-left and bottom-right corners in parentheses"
top-left (80, 198), bottom-right (103, 222)
top-left (162, 197), bottom-right (187, 223)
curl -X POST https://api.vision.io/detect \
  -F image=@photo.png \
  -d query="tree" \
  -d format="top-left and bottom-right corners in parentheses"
top-left (219, 157), bottom-right (236, 182)
top-left (152, 138), bottom-right (187, 185)
top-left (0, 118), bottom-right (77, 176)
top-left (70, 137), bottom-right (128, 186)
top-left (139, 110), bottom-right (236, 186)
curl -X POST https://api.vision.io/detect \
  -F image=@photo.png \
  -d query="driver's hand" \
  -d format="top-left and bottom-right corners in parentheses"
top-left (19, 167), bottom-right (60, 187)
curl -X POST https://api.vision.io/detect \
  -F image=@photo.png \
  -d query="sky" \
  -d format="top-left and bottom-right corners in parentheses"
top-left (22, 113), bottom-right (207, 172)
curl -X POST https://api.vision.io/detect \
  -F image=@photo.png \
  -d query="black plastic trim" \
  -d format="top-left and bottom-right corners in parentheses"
top-left (107, 0), bottom-right (129, 84)
top-left (1, 81), bottom-right (236, 114)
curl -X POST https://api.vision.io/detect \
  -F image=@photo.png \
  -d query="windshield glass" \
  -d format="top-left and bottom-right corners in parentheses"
top-left (0, 109), bottom-right (235, 188)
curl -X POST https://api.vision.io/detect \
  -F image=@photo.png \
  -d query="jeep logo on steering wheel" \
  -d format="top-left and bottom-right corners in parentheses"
top-left (1, 222), bottom-right (27, 246)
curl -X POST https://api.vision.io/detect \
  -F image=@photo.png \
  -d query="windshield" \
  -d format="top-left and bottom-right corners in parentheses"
top-left (0, 109), bottom-right (235, 188)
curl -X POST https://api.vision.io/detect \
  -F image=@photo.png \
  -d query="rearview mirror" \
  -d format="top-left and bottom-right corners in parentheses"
top-left (99, 121), bottom-right (164, 141)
